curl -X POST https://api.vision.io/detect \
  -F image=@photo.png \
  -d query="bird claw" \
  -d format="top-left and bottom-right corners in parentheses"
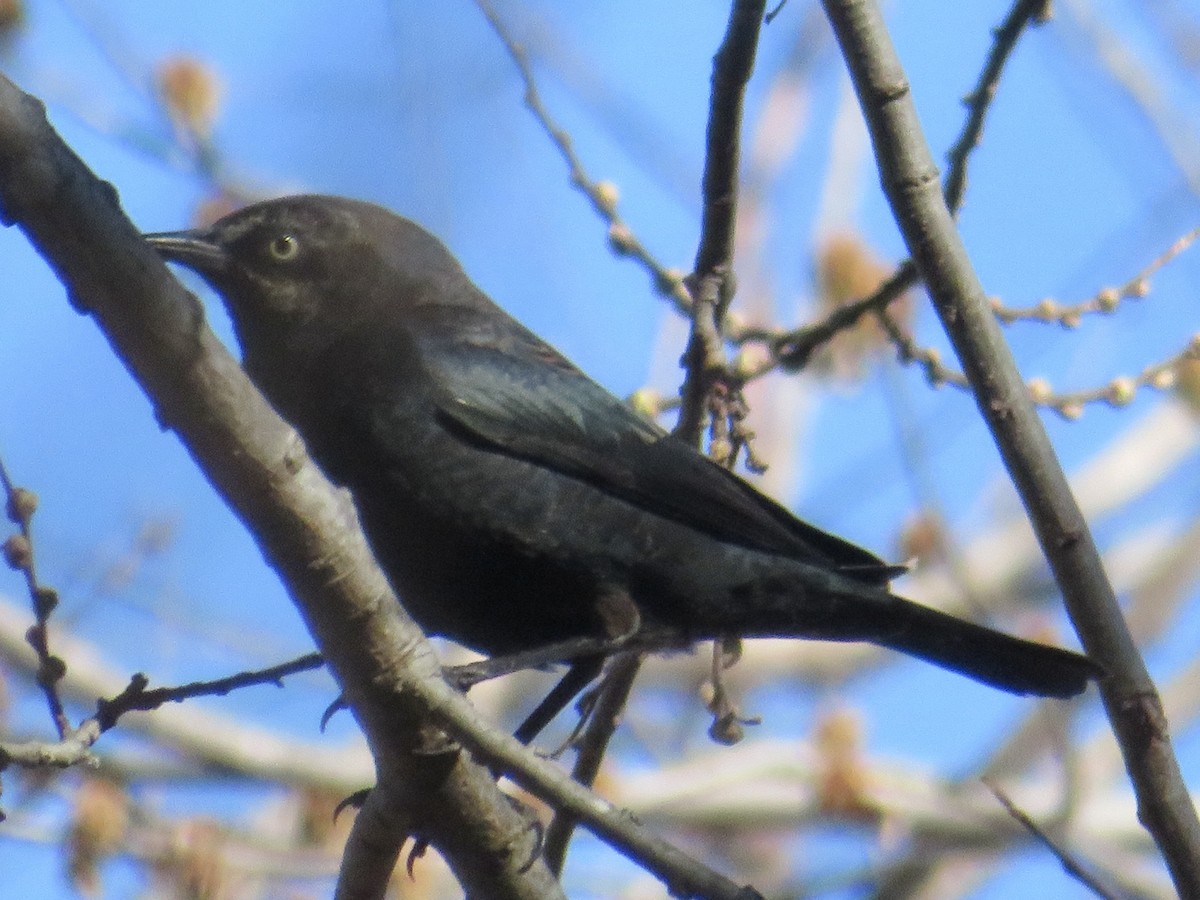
top-left (321, 695), bottom-right (349, 732)
top-left (516, 799), bottom-right (545, 873)
top-left (398, 794), bottom-right (542, 878)
top-left (333, 787), bottom-right (370, 821)
top-left (547, 682), bottom-right (603, 759)
top-left (405, 836), bottom-right (430, 877)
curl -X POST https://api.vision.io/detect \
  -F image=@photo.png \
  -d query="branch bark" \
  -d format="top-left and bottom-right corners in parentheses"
top-left (819, 0), bottom-right (1200, 893)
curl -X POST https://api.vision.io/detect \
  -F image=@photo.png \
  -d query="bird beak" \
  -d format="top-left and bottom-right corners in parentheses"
top-left (143, 230), bottom-right (229, 275)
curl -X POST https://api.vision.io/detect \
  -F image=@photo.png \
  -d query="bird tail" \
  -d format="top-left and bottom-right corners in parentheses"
top-left (870, 599), bottom-right (1098, 698)
top-left (722, 573), bottom-right (1099, 698)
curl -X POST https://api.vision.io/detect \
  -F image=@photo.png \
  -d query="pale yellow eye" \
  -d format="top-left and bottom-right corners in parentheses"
top-left (268, 234), bottom-right (300, 262)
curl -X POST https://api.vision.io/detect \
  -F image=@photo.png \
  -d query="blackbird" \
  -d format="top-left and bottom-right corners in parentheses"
top-left (145, 195), bottom-right (1097, 702)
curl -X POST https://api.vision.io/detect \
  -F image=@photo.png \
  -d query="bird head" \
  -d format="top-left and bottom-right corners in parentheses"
top-left (145, 196), bottom-right (471, 348)
top-left (146, 197), bottom-right (366, 325)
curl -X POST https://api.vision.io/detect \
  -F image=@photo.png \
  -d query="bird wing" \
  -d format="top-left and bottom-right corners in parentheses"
top-left (415, 320), bottom-right (897, 583)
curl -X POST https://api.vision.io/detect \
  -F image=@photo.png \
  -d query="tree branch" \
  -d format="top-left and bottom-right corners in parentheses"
top-left (0, 73), bottom-right (562, 900)
top-left (676, 0), bottom-right (767, 449)
top-left (474, 0), bottom-right (692, 316)
top-left (819, 0), bottom-right (1200, 892)
top-left (943, 0), bottom-right (1050, 215)
top-left (0, 74), bottom-right (764, 900)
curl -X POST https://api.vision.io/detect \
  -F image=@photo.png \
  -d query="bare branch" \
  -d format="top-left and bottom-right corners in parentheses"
top-left (676, 0), bottom-right (767, 449)
top-left (0, 73), bottom-right (768, 900)
top-left (0, 593), bottom-right (373, 788)
top-left (543, 651), bottom-right (643, 874)
top-left (878, 307), bottom-right (1200, 419)
top-left (819, 0), bottom-right (1200, 892)
top-left (0, 654), bottom-right (323, 776)
top-left (986, 781), bottom-right (1122, 900)
top-left (93, 654), bottom-right (323, 730)
top-left (993, 225), bottom-right (1200, 326)
top-left (943, 0), bottom-right (1050, 215)
top-left (0, 72), bottom-right (563, 900)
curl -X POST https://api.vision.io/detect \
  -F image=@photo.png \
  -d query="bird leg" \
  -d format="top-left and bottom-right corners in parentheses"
top-left (546, 669), bottom-right (608, 759)
top-left (513, 655), bottom-right (605, 746)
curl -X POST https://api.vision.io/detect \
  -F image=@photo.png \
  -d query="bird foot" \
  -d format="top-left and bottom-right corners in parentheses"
top-left (442, 633), bottom-right (634, 693)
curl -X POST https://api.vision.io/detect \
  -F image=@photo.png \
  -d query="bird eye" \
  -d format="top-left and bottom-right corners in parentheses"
top-left (267, 234), bottom-right (300, 262)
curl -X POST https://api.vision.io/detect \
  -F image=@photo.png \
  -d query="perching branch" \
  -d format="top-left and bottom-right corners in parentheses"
top-left (0, 74), bottom-right (765, 900)
top-left (0, 73), bottom-right (564, 900)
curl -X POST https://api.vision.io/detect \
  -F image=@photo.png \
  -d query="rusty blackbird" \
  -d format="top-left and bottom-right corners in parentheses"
top-left (145, 195), bottom-right (1096, 701)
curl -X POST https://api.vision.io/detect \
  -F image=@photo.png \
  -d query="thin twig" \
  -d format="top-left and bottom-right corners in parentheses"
top-left (943, 0), bottom-right (1050, 215)
top-left (737, 259), bottom-right (917, 369)
top-left (721, 223), bottom-right (1200, 420)
top-left (878, 308), bottom-right (1200, 419)
top-left (986, 781), bottom-right (1121, 900)
top-left (0, 653), bottom-right (323, 771)
top-left (675, 0), bottom-right (767, 449)
top-left (473, 0), bottom-right (692, 316)
top-left (543, 651), bottom-right (643, 875)
top-left (94, 653), bottom-right (323, 730)
top-left (993, 225), bottom-right (1200, 326)
top-left (0, 455), bottom-right (68, 738)
top-left (58, 0), bottom-right (254, 206)
top-left (764, 1), bottom-right (790, 26)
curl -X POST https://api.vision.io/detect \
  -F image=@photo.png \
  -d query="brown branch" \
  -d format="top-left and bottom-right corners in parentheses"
top-left (94, 653), bottom-right (324, 730)
top-left (736, 0), bottom-right (1042, 383)
top-left (0, 592), bottom-right (373, 789)
top-left (0, 74), bottom-right (763, 900)
top-left (422, 683), bottom-right (765, 900)
top-left (676, 0), bottom-right (767, 448)
top-left (993, 225), bottom-right (1200, 326)
top-left (878, 309), bottom-right (1200, 419)
top-left (742, 259), bottom-right (917, 369)
top-left (820, 0), bottom-right (1200, 893)
top-left (943, 0), bottom-right (1050, 215)
top-left (0, 73), bottom-right (562, 900)
top-left (0, 654), bottom-right (323, 775)
top-left (764, 1), bottom-right (790, 26)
